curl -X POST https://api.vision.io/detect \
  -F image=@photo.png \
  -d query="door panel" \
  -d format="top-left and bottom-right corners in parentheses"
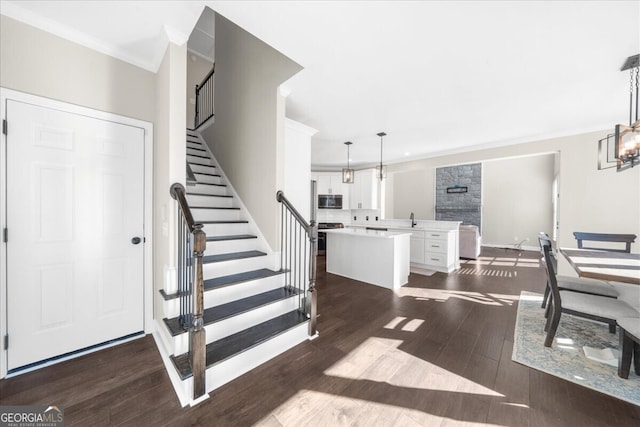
top-left (6, 100), bottom-right (145, 371)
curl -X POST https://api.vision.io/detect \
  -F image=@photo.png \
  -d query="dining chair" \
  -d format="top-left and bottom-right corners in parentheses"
top-left (618, 317), bottom-right (640, 379)
top-left (540, 240), bottom-right (639, 348)
top-left (573, 231), bottom-right (637, 253)
top-left (538, 233), bottom-right (618, 313)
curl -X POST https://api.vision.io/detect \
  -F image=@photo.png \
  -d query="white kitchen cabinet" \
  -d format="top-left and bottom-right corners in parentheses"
top-left (423, 230), bottom-right (457, 271)
top-left (350, 169), bottom-right (378, 210)
top-left (410, 231), bottom-right (425, 264)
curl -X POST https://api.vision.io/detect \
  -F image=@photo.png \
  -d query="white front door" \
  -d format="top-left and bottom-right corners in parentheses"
top-left (6, 99), bottom-right (145, 371)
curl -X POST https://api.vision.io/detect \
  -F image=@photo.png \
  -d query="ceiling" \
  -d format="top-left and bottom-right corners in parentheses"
top-left (2, 1), bottom-right (639, 169)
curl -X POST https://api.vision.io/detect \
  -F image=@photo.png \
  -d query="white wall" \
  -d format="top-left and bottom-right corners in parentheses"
top-left (483, 153), bottom-right (555, 248)
top-left (154, 42), bottom-right (187, 320)
top-left (0, 15), bottom-right (155, 123)
top-left (201, 13), bottom-right (302, 251)
top-left (186, 53), bottom-right (214, 128)
top-left (284, 118), bottom-right (318, 221)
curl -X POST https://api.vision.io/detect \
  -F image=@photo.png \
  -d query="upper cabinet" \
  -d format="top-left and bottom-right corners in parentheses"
top-left (350, 169), bottom-right (379, 210)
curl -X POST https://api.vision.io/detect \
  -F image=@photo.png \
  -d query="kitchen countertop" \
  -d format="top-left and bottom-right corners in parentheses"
top-left (323, 228), bottom-right (412, 239)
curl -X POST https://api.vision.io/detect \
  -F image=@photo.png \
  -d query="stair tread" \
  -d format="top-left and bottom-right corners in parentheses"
top-left (207, 234), bottom-right (257, 242)
top-left (190, 182), bottom-right (226, 187)
top-left (204, 268), bottom-right (283, 291)
top-left (189, 161), bottom-right (214, 167)
top-left (199, 220), bottom-right (248, 224)
top-left (164, 287), bottom-right (298, 336)
top-left (191, 206), bottom-right (240, 210)
top-left (170, 310), bottom-right (308, 379)
top-left (193, 172), bottom-right (221, 178)
top-left (203, 250), bottom-right (266, 264)
top-left (186, 194), bottom-right (233, 199)
top-left (187, 153), bottom-right (210, 159)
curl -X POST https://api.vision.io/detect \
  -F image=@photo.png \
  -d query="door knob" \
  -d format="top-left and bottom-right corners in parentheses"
top-left (131, 237), bottom-right (142, 245)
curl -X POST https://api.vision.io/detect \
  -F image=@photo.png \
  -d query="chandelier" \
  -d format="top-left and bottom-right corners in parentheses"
top-left (599, 54), bottom-right (640, 172)
top-left (342, 141), bottom-right (354, 184)
top-left (376, 132), bottom-right (387, 181)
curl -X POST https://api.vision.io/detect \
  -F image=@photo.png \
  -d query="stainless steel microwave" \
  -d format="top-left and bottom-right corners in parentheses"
top-left (318, 194), bottom-right (343, 209)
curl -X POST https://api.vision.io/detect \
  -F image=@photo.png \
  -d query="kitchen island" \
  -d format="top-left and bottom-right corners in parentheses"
top-left (323, 228), bottom-right (411, 290)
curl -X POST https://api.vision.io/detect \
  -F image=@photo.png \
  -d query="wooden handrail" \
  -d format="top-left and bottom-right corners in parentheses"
top-left (170, 183), bottom-right (197, 230)
top-left (170, 182), bottom-right (206, 399)
top-left (196, 63), bottom-right (215, 92)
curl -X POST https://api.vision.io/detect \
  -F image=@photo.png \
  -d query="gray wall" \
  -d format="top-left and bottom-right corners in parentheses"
top-left (201, 14), bottom-right (302, 250)
top-left (0, 15), bottom-right (155, 123)
top-left (483, 154), bottom-right (555, 247)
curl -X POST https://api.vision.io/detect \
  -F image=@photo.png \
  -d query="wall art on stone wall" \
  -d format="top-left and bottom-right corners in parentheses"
top-left (435, 163), bottom-right (482, 231)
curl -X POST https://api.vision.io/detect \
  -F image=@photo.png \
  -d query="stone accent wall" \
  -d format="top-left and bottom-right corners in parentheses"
top-left (435, 163), bottom-right (482, 232)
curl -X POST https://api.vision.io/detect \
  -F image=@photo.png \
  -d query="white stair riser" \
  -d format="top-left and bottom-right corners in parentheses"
top-left (187, 142), bottom-right (202, 150)
top-left (187, 155), bottom-right (212, 165)
top-left (192, 208), bottom-right (241, 222)
top-left (205, 238), bottom-right (258, 256)
top-left (203, 322), bottom-right (309, 394)
top-left (203, 254), bottom-right (278, 279)
top-left (188, 184), bottom-right (228, 197)
top-left (186, 194), bottom-right (233, 207)
top-left (172, 297), bottom-right (299, 355)
top-left (194, 174), bottom-right (221, 185)
top-left (201, 222), bottom-right (249, 236)
top-left (189, 164), bottom-right (217, 175)
top-left (204, 274), bottom-right (285, 308)
top-left (161, 274), bottom-right (285, 319)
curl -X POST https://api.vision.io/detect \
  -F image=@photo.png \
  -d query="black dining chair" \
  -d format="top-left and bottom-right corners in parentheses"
top-left (538, 233), bottom-right (618, 314)
top-left (618, 317), bottom-right (640, 379)
top-left (573, 231), bottom-right (637, 253)
top-left (540, 238), bottom-right (639, 348)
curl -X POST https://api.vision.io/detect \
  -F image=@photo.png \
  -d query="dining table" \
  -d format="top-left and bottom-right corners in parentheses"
top-left (559, 248), bottom-right (640, 285)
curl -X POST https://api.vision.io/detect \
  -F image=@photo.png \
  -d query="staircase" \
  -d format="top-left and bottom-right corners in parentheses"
top-left (155, 129), bottom-right (313, 406)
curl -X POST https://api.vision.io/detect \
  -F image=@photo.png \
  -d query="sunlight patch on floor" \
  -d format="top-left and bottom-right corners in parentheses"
top-left (323, 337), bottom-right (504, 398)
top-left (396, 287), bottom-right (519, 306)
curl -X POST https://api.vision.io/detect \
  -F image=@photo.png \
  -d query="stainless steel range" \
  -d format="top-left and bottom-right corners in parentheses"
top-left (317, 222), bottom-right (344, 255)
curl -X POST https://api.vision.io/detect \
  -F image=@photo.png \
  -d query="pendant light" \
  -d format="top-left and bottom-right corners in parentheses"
top-left (376, 132), bottom-right (387, 181)
top-left (342, 141), bottom-right (354, 183)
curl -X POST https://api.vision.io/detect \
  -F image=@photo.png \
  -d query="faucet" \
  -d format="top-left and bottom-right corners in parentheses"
top-left (410, 212), bottom-right (417, 228)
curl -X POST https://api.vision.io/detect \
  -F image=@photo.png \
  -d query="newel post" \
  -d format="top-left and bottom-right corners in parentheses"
top-left (191, 224), bottom-right (206, 399)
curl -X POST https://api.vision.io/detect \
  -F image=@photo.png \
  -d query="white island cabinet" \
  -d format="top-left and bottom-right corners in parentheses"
top-left (324, 228), bottom-right (411, 290)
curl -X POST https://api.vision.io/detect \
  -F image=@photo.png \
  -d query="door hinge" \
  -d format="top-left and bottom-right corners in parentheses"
top-left (3, 334), bottom-right (7, 350)
top-left (2, 228), bottom-right (6, 243)
top-left (2, 119), bottom-right (6, 135)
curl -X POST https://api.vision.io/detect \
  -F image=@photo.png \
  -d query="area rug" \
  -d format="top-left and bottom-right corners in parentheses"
top-left (512, 291), bottom-right (640, 406)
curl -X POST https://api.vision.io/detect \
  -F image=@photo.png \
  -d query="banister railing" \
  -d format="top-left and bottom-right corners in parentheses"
top-left (170, 183), bottom-right (206, 399)
top-left (276, 183), bottom-right (318, 336)
top-left (194, 63), bottom-right (215, 129)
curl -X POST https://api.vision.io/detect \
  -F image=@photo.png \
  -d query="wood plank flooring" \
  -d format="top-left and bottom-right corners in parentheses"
top-left (1, 247), bottom-right (639, 426)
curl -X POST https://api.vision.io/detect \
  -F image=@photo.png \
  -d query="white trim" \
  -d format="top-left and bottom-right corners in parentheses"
top-left (481, 243), bottom-right (539, 252)
top-left (285, 118), bottom-right (319, 136)
top-left (0, 87), bottom-right (154, 379)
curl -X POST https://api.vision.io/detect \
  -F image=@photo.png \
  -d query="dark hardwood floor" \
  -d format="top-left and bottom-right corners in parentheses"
top-left (1, 247), bottom-right (639, 426)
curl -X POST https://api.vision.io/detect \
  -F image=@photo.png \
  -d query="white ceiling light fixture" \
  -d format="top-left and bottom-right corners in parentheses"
top-left (342, 141), bottom-right (354, 184)
top-left (376, 132), bottom-right (387, 181)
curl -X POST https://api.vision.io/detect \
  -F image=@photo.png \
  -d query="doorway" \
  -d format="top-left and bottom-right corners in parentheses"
top-left (1, 89), bottom-right (153, 376)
